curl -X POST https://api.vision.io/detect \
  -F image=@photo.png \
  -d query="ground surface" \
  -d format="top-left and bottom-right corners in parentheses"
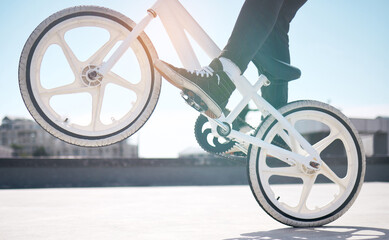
top-left (0, 182), bottom-right (388, 240)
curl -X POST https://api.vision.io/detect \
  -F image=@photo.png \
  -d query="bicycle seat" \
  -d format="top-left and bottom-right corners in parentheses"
top-left (256, 54), bottom-right (301, 82)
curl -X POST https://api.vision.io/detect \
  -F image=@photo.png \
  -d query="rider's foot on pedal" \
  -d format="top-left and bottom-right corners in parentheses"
top-left (154, 58), bottom-right (236, 118)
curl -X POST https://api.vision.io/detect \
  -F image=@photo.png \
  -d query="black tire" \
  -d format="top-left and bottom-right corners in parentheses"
top-left (247, 100), bottom-right (365, 227)
top-left (19, 6), bottom-right (161, 146)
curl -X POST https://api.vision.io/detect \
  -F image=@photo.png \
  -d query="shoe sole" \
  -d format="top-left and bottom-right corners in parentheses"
top-left (154, 60), bottom-right (221, 118)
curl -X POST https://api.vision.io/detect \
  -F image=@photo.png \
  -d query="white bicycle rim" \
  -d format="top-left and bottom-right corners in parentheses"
top-left (248, 100), bottom-right (365, 227)
top-left (19, 6), bottom-right (161, 146)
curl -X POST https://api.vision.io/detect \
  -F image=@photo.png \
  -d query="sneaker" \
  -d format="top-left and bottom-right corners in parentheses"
top-left (154, 58), bottom-right (236, 118)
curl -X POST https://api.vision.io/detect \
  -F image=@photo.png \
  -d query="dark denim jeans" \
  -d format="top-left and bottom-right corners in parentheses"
top-left (220, 0), bottom-right (307, 109)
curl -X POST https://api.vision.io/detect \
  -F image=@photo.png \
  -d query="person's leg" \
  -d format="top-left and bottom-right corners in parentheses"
top-left (253, 0), bottom-right (307, 109)
top-left (219, 0), bottom-right (284, 74)
top-left (254, 26), bottom-right (290, 109)
top-left (153, 0), bottom-right (304, 118)
top-left (255, 0), bottom-right (307, 67)
top-left (154, 0), bottom-right (285, 119)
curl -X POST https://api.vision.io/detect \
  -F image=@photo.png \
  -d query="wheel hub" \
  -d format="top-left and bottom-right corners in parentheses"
top-left (81, 65), bottom-right (103, 87)
top-left (300, 163), bottom-right (317, 175)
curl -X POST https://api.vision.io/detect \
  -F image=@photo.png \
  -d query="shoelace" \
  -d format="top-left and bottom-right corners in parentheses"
top-left (187, 66), bottom-right (220, 84)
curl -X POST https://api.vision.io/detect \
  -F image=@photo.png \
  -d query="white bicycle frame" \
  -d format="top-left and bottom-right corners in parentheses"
top-left (98, 0), bottom-right (322, 169)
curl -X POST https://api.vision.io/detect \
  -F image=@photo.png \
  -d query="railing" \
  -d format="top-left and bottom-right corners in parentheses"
top-left (0, 156), bottom-right (388, 188)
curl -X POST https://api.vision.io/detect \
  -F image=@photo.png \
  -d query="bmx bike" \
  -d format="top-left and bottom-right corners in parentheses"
top-left (19, 0), bottom-right (365, 227)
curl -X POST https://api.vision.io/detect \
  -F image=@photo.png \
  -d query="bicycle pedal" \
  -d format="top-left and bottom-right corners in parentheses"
top-left (180, 89), bottom-right (208, 113)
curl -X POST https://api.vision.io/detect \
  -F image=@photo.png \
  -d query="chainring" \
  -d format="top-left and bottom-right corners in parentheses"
top-left (194, 115), bottom-right (236, 154)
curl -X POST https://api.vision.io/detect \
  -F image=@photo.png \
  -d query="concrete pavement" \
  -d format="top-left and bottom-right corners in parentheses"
top-left (0, 183), bottom-right (388, 240)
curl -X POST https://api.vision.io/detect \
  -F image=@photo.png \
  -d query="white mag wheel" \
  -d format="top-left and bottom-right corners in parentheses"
top-left (248, 100), bottom-right (365, 227)
top-left (19, 6), bottom-right (161, 146)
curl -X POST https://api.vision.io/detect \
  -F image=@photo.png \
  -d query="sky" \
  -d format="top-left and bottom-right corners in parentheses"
top-left (0, 0), bottom-right (389, 158)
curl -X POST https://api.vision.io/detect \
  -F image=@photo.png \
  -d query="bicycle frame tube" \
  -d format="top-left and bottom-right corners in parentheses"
top-left (252, 90), bottom-right (321, 161)
top-left (99, 0), bottom-right (321, 166)
top-left (98, 12), bottom-right (154, 75)
top-left (229, 129), bottom-right (311, 167)
top-left (209, 74), bottom-right (321, 167)
top-left (224, 74), bottom-right (322, 164)
top-left (225, 75), bottom-right (269, 124)
top-left (100, 0), bottom-right (220, 74)
top-left (156, 0), bottom-right (221, 69)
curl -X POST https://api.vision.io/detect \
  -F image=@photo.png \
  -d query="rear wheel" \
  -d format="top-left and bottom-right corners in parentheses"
top-left (19, 6), bottom-right (161, 146)
top-left (248, 100), bottom-right (365, 227)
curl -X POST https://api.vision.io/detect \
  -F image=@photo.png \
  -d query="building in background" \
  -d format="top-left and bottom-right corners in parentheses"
top-left (2, 116), bottom-right (389, 159)
top-left (179, 117), bottom-right (389, 159)
top-left (351, 117), bottom-right (389, 157)
top-left (0, 116), bottom-right (138, 158)
top-left (0, 145), bottom-right (13, 157)
top-left (295, 117), bottom-right (389, 158)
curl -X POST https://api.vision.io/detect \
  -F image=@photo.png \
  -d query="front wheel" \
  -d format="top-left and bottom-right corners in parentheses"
top-left (19, 6), bottom-right (161, 146)
top-left (247, 100), bottom-right (365, 227)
